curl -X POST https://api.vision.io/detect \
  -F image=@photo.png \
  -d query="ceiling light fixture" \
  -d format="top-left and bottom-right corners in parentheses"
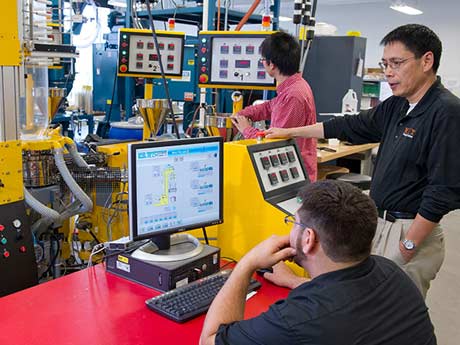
top-left (390, 1), bottom-right (423, 15)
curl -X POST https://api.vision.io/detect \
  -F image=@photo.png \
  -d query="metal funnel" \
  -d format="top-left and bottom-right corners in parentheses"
top-left (49, 88), bottom-right (66, 120)
top-left (137, 99), bottom-right (170, 138)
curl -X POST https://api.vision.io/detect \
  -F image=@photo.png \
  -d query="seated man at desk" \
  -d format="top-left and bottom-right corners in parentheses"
top-left (231, 31), bottom-right (317, 182)
top-left (200, 180), bottom-right (436, 345)
top-left (265, 24), bottom-right (460, 298)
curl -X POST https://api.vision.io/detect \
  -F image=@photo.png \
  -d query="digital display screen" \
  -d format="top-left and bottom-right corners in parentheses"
top-left (129, 138), bottom-right (224, 241)
top-left (235, 60), bottom-right (251, 68)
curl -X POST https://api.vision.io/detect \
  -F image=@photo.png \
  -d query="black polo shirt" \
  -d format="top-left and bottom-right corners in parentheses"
top-left (323, 78), bottom-right (460, 222)
top-left (215, 256), bottom-right (436, 345)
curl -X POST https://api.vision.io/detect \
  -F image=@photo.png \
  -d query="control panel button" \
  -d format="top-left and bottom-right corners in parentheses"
top-left (279, 170), bottom-right (290, 182)
top-left (136, 41), bottom-right (144, 49)
top-left (199, 74), bottom-right (209, 83)
top-left (268, 173), bottom-right (279, 186)
top-left (290, 167), bottom-right (300, 178)
top-left (220, 59), bottom-right (228, 68)
top-left (19, 246), bottom-right (26, 253)
top-left (149, 54), bottom-right (159, 61)
top-left (0, 224), bottom-right (4, 231)
top-left (260, 156), bottom-right (271, 170)
top-left (246, 45), bottom-right (255, 54)
top-left (168, 43), bottom-right (175, 50)
top-left (167, 63), bottom-right (174, 70)
top-left (119, 65), bottom-right (128, 72)
top-left (233, 45), bottom-right (242, 54)
top-left (201, 47), bottom-right (207, 53)
top-left (121, 57), bottom-right (128, 63)
top-left (121, 42), bottom-right (128, 48)
top-left (258, 60), bottom-right (264, 69)
top-left (220, 45), bottom-right (229, 54)
top-left (219, 70), bottom-right (228, 79)
top-left (201, 66), bottom-right (207, 72)
top-left (278, 153), bottom-right (288, 165)
top-left (257, 71), bottom-right (266, 79)
top-left (0, 237), bottom-right (7, 245)
top-left (167, 55), bottom-right (174, 61)
top-left (159, 43), bottom-right (165, 50)
top-left (269, 155), bottom-right (280, 167)
top-left (136, 62), bottom-right (143, 69)
top-left (136, 53), bottom-right (143, 60)
top-left (286, 151), bottom-right (296, 162)
top-left (147, 42), bottom-right (154, 49)
top-left (3, 250), bottom-right (10, 258)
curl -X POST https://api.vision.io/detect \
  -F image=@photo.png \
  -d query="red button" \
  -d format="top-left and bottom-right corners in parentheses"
top-left (19, 246), bottom-right (26, 253)
top-left (3, 250), bottom-right (10, 258)
top-left (121, 42), bottom-right (128, 48)
top-left (120, 65), bottom-right (128, 72)
top-left (0, 225), bottom-right (4, 231)
top-left (121, 57), bottom-right (127, 63)
top-left (199, 74), bottom-right (208, 83)
top-left (201, 67), bottom-right (206, 72)
top-left (201, 47), bottom-right (207, 53)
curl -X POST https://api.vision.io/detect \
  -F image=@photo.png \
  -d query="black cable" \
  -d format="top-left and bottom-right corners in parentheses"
top-left (202, 226), bottom-right (209, 245)
top-left (38, 233), bottom-right (61, 280)
top-left (144, 0), bottom-right (180, 139)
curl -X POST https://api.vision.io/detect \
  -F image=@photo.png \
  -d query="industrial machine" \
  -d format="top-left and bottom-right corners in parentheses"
top-left (217, 138), bottom-right (310, 275)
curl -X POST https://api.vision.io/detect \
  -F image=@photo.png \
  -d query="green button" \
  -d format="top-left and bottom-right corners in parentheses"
top-left (1, 237), bottom-right (7, 245)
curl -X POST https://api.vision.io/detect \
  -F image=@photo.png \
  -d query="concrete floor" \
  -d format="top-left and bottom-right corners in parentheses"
top-left (426, 209), bottom-right (460, 344)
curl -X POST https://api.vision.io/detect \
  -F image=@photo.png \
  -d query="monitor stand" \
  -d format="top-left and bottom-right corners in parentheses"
top-left (131, 233), bottom-right (204, 262)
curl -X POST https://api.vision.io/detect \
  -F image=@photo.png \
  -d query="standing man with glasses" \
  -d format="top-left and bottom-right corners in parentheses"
top-left (265, 24), bottom-right (460, 298)
top-left (200, 181), bottom-right (436, 345)
top-left (231, 31), bottom-right (318, 182)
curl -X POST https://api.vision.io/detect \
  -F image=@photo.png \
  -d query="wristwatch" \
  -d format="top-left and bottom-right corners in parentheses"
top-left (402, 239), bottom-right (416, 250)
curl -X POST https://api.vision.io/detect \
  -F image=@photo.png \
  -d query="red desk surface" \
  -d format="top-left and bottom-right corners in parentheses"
top-left (0, 264), bottom-right (289, 345)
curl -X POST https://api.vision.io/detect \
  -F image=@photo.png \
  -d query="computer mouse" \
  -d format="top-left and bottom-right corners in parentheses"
top-left (256, 267), bottom-right (273, 277)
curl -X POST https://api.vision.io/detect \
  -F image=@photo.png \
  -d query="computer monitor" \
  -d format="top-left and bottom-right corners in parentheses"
top-left (128, 137), bottom-right (223, 262)
top-left (128, 137), bottom-right (223, 261)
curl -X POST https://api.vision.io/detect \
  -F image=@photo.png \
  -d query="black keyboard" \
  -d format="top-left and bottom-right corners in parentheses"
top-left (145, 269), bottom-right (262, 323)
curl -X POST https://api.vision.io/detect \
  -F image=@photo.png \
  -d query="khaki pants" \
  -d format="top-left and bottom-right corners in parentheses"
top-left (372, 217), bottom-right (445, 299)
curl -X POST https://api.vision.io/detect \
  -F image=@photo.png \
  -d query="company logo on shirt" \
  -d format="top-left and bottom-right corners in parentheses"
top-left (403, 127), bottom-right (416, 139)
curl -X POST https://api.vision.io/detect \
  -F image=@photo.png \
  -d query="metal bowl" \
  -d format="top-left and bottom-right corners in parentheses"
top-left (205, 113), bottom-right (233, 128)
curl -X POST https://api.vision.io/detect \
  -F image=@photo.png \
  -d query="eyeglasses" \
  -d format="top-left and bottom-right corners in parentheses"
top-left (379, 56), bottom-right (416, 71)
top-left (284, 215), bottom-right (307, 228)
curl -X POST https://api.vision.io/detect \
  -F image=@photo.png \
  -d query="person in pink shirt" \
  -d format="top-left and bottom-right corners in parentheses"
top-left (231, 31), bottom-right (317, 181)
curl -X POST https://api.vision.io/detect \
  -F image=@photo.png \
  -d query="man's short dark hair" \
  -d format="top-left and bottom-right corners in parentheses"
top-left (380, 24), bottom-right (442, 73)
top-left (297, 180), bottom-right (377, 262)
top-left (260, 31), bottom-right (300, 76)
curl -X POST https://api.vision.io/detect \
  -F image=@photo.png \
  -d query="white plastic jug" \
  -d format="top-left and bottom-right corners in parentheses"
top-left (342, 89), bottom-right (358, 114)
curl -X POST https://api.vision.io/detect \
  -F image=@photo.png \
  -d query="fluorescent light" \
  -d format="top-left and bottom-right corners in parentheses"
top-left (390, 4), bottom-right (423, 15)
top-left (108, 0), bottom-right (127, 8)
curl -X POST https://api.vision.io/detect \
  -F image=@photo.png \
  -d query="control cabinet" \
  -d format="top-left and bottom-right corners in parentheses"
top-left (117, 28), bottom-right (185, 78)
top-left (0, 201), bottom-right (38, 297)
top-left (197, 31), bottom-right (276, 90)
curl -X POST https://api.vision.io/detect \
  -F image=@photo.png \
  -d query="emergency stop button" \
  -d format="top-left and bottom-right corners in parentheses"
top-left (0, 224), bottom-right (4, 231)
top-left (199, 74), bottom-right (209, 83)
top-left (3, 250), bottom-right (10, 258)
top-left (120, 65), bottom-right (128, 73)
